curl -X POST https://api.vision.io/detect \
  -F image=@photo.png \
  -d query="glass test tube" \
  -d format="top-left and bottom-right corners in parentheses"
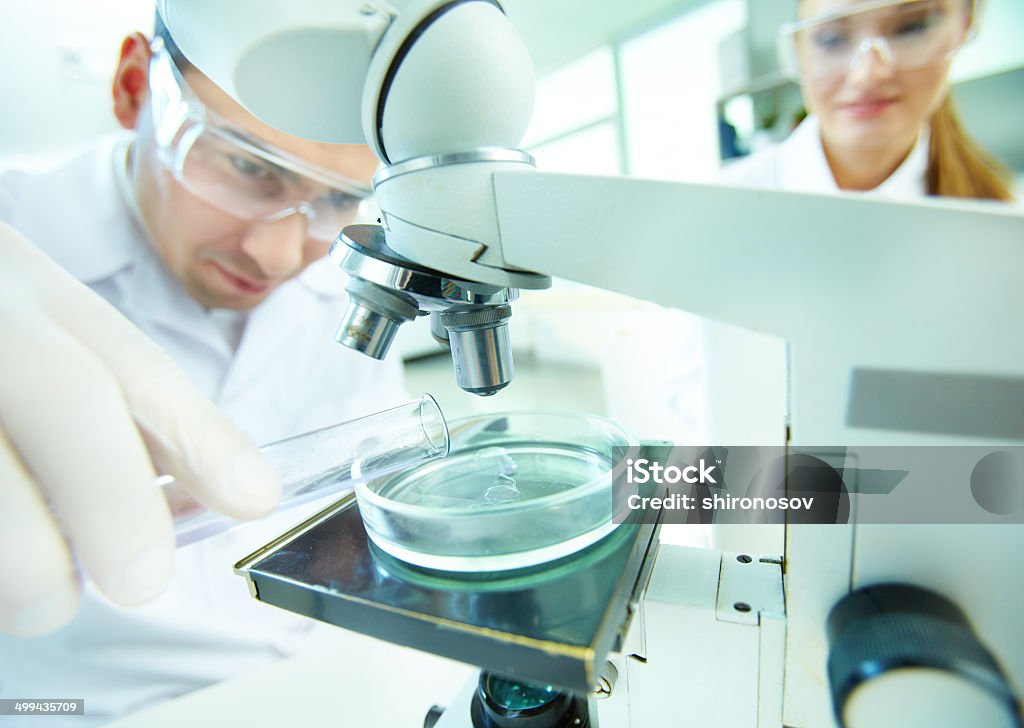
top-left (162, 394), bottom-right (449, 547)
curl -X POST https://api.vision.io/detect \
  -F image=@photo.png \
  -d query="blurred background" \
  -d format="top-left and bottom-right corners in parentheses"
top-left (2, 0), bottom-right (1022, 176)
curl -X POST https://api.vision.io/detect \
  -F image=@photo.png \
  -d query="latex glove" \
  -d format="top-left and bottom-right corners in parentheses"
top-left (0, 222), bottom-right (281, 637)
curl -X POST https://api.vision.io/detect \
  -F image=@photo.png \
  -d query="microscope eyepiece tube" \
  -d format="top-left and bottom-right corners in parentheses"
top-left (441, 305), bottom-right (514, 397)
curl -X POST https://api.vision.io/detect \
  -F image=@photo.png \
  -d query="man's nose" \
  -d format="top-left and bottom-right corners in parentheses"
top-left (239, 212), bottom-right (308, 279)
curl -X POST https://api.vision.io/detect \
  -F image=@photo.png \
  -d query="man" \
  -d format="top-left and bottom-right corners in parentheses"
top-left (0, 17), bottom-right (406, 724)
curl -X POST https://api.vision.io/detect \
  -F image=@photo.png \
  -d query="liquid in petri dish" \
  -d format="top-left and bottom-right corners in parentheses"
top-left (374, 442), bottom-right (610, 510)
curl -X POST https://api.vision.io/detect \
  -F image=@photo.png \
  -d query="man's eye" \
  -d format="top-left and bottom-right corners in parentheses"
top-left (327, 190), bottom-right (361, 211)
top-left (228, 154), bottom-right (274, 181)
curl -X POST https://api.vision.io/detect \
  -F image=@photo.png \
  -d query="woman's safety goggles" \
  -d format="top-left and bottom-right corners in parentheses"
top-left (778, 0), bottom-right (975, 84)
top-left (147, 41), bottom-right (373, 242)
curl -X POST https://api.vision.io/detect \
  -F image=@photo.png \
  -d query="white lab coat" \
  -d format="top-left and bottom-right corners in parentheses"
top-left (719, 113), bottom-right (929, 198)
top-left (0, 134), bottom-right (408, 725)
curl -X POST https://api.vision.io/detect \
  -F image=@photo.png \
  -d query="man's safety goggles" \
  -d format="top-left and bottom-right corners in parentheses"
top-left (148, 41), bottom-right (373, 242)
top-left (778, 0), bottom-right (975, 84)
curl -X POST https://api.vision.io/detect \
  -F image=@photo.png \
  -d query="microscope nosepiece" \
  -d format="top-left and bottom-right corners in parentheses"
top-left (330, 225), bottom-right (521, 397)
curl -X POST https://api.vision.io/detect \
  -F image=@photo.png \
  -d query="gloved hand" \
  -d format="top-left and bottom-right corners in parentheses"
top-left (0, 222), bottom-right (281, 637)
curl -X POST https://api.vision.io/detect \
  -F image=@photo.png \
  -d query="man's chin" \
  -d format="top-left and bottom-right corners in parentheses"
top-left (206, 290), bottom-right (271, 311)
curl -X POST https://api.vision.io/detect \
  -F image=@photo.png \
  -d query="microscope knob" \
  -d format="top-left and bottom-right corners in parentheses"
top-left (826, 583), bottom-right (1021, 728)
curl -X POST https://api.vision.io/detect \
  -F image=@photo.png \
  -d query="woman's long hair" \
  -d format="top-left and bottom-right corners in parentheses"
top-left (927, 94), bottom-right (1015, 200)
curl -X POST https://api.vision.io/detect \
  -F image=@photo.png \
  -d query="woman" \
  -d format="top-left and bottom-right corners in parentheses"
top-left (724, 0), bottom-right (1015, 201)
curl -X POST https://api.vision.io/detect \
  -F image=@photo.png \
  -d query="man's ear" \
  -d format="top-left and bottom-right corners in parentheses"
top-left (112, 33), bottom-right (152, 129)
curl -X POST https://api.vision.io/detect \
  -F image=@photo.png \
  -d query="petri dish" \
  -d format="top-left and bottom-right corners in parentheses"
top-left (353, 411), bottom-right (638, 572)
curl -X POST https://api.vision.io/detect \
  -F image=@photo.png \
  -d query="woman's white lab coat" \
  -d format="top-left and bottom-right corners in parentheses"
top-left (720, 113), bottom-right (929, 197)
top-left (0, 134), bottom-right (407, 725)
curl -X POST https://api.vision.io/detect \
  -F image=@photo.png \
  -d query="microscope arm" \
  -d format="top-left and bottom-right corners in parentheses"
top-left (494, 171), bottom-right (1021, 345)
top-left (493, 169), bottom-right (1024, 445)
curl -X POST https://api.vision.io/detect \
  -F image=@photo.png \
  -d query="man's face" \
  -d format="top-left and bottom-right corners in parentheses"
top-left (132, 64), bottom-right (380, 311)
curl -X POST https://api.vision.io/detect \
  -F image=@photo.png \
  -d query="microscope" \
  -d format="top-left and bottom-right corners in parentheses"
top-left (161, 0), bottom-right (1024, 725)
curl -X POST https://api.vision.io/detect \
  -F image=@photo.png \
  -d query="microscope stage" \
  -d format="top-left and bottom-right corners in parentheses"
top-left (235, 492), bottom-right (659, 692)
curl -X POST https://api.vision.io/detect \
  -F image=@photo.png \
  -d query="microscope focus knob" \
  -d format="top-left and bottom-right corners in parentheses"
top-left (827, 583), bottom-right (1022, 728)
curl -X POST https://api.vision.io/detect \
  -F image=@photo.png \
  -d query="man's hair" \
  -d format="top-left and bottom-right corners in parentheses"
top-left (154, 11), bottom-right (193, 71)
